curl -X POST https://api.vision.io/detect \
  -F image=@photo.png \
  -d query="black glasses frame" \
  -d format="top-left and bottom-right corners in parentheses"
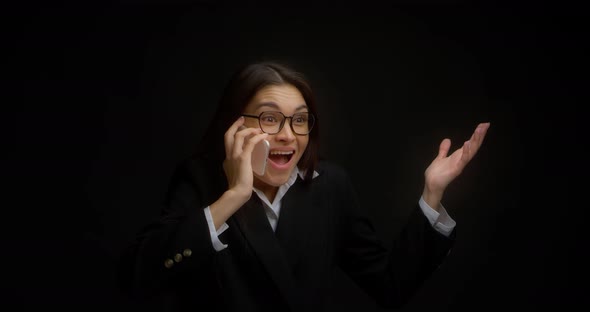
top-left (241, 111), bottom-right (315, 135)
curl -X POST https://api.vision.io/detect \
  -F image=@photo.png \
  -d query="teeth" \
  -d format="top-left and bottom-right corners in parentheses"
top-left (270, 150), bottom-right (294, 155)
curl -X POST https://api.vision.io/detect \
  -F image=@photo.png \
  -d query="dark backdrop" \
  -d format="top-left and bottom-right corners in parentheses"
top-left (5, 1), bottom-right (587, 311)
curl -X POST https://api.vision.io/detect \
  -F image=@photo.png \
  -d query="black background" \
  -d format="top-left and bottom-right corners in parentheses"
top-left (5, 1), bottom-right (587, 311)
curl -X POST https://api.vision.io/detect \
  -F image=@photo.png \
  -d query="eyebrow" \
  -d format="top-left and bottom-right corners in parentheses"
top-left (256, 102), bottom-right (308, 111)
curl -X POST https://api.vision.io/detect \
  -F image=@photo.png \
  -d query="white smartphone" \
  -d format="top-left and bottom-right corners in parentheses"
top-left (239, 126), bottom-right (270, 176)
top-left (251, 138), bottom-right (270, 176)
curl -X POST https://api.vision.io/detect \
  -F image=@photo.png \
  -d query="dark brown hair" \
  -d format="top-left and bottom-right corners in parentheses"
top-left (193, 61), bottom-right (320, 182)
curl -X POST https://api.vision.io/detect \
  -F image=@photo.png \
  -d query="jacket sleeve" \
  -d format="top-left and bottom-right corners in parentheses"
top-left (334, 167), bottom-right (455, 309)
top-left (118, 159), bottom-right (224, 300)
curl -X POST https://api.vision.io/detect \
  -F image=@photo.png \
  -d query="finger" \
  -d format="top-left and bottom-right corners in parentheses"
top-left (469, 122), bottom-right (490, 153)
top-left (476, 122), bottom-right (490, 145)
top-left (438, 138), bottom-right (451, 158)
top-left (233, 127), bottom-right (263, 158)
top-left (471, 125), bottom-right (483, 150)
top-left (243, 132), bottom-right (269, 155)
top-left (232, 125), bottom-right (248, 158)
top-left (461, 140), bottom-right (471, 162)
top-left (224, 117), bottom-right (245, 158)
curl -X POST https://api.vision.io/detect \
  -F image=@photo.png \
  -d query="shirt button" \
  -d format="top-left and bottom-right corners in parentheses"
top-left (174, 253), bottom-right (183, 263)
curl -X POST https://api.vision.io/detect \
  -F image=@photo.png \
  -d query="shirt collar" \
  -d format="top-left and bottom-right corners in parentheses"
top-left (252, 166), bottom-right (320, 216)
top-left (279, 166), bottom-right (320, 190)
top-left (296, 166), bottom-right (320, 180)
top-left (252, 166), bottom-right (320, 203)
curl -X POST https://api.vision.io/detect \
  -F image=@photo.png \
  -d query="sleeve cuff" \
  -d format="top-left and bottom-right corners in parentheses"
top-left (418, 196), bottom-right (457, 237)
top-left (203, 206), bottom-right (229, 251)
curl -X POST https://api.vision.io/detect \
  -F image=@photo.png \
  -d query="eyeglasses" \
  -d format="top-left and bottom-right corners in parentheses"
top-left (241, 111), bottom-right (315, 135)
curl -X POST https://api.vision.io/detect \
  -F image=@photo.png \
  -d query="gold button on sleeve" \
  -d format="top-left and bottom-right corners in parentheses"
top-left (164, 259), bottom-right (174, 269)
top-left (182, 249), bottom-right (192, 257)
top-left (174, 253), bottom-right (183, 263)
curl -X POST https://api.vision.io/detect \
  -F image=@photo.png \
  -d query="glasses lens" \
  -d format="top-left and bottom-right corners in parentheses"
top-left (259, 112), bottom-right (283, 134)
top-left (291, 112), bottom-right (314, 135)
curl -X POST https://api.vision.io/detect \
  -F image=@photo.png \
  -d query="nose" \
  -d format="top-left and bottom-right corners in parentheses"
top-left (275, 119), bottom-right (296, 142)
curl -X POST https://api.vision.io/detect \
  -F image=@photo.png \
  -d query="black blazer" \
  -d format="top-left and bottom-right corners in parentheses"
top-left (119, 157), bottom-right (455, 312)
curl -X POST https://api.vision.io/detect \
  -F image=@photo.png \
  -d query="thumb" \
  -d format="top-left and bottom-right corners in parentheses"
top-left (438, 138), bottom-right (451, 158)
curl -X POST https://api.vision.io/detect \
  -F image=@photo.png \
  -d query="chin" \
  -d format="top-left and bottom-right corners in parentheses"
top-left (258, 169), bottom-right (294, 187)
top-left (262, 175), bottom-right (289, 187)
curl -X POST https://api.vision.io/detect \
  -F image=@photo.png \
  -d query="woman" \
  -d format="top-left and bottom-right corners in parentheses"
top-left (119, 61), bottom-right (490, 311)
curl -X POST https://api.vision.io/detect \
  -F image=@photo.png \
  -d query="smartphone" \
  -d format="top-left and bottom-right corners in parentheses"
top-left (239, 126), bottom-right (270, 176)
top-left (251, 138), bottom-right (270, 176)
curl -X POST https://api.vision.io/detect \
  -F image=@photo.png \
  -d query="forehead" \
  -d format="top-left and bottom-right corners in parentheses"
top-left (245, 84), bottom-right (307, 112)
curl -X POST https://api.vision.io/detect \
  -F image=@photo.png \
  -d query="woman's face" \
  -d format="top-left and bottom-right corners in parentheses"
top-left (242, 84), bottom-right (310, 188)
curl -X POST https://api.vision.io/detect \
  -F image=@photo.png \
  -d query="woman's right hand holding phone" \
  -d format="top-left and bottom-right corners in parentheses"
top-left (210, 117), bottom-right (268, 230)
top-left (222, 117), bottom-right (269, 203)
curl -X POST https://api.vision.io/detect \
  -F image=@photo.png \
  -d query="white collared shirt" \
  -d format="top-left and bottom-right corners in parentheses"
top-left (203, 167), bottom-right (455, 251)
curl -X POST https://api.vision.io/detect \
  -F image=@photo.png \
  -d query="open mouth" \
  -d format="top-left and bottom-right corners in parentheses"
top-left (268, 150), bottom-right (294, 166)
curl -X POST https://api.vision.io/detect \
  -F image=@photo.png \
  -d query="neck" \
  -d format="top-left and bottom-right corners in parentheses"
top-left (253, 179), bottom-right (279, 203)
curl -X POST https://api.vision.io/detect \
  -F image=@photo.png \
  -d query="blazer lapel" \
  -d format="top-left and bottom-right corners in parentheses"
top-left (233, 195), bottom-right (299, 311)
top-left (274, 178), bottom-right (315, 272)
